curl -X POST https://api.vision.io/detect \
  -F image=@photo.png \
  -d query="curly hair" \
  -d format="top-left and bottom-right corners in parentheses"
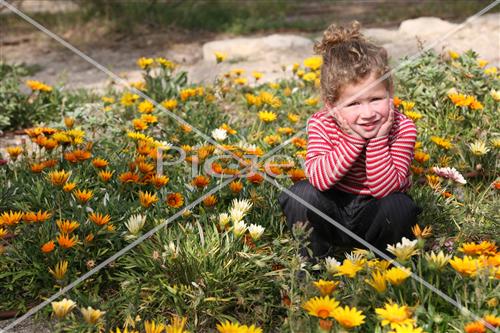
top-left (314, 21), bottom-right (392, 105)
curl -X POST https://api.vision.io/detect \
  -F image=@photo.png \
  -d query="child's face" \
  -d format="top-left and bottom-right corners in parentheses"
top-left (331, 73), bottom-right (392, 139)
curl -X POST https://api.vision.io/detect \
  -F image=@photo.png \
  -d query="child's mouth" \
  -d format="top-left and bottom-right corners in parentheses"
top-left (360, 121), bottom-right (379, 130)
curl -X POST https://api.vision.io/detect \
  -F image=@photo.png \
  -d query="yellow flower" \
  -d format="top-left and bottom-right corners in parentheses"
top-left (385, 267), bottom-right (411, 286)
top-left (287, 113), bottom-right (299, 123)
top-left (305, 97), bottom-right (319, 106)
top-left (49, 260), bottom-right (68, 280)
top-left (448, 50), bottom-right (459, 59)
top-left (164, 315), bottom-right (189, 333)
top-left (51, 298), bottom-right (76, 319)
top-left (459, 241), bottom-right (497, 256)
top-left (477, 59), bottom-right (489, 68)
top-left (469, 140), bottom-right (490, 156)
top-left (162, 99), bottom-right (178, 110)
top-left (332, 305), bottom-right (365, 329)
top-left (302, 72), bottom-right (317, 82)
top-left (230, 68), bottom-right (245, 76)
top-left (424, 251), bottom-right (451, 271)
top-left (263, 134), bottom-right (281, 145)
top-left (365, 270), bottom-right (387, 293)
top-left (80, 306), bottom-right (105, 324)
top-left (98, 170), bottom-right (114, 182)
top-left (464, 321), bottom-right (487, 333)
top-left (102, 96), bottom-right (115, 104)
top-left (425, 174), bottom-right (441, 191)
top-left (133, 119), bottom-right (148, 131)
top-left (302, 296), bottom-right (339, 319)
top-left (258, 110), bottom-right (277, 123)
top-left (303, 56), bottom-right (323, 71)
top-left (430, 136), bottom-right (452, 149)
top-left (0, 228), bottom-right (8, 239)
top-left (376, 303), bottom-right (414, 328)
top-left (26, 80), bottom-right (53, 92)
top-left (389, 323), bottom-right (426, 333)
top-left (6, 146), bottom-right (23, 160)
top-left (120, 92), bottom-right (140, 106)
top-left (335, 259), bottom-right (364, 278)
top-left (252, 71), bottom-right (263, 80)
top-left (137, 57), bottom-right (154, 69)
top-left (139, 191), bottom-right (159, 208)
top-left (48, 170), bottom-right (71, 186)
top-left (404, 111), bottom-right (422, 122)
top-left (313, 279), bottom-right (340, 296)
top-left (214, 51), bottom-right (227, 63)
top-left (401, 101), bottom-right (415, 111)
top-left (156, 57), bottom-right (176, 69)
top-left (234, 77), bottom-right (248, 86)
top-left (449, 256), bottom-right (484, 277)
top-left (483, 314), bottom-right (500, 328)
top-left (138, 100), bottom-right (154, 114)
top-left (484, 66), bottom-right (497, 76)
top-left (144, 320), bottom-right (166, 333)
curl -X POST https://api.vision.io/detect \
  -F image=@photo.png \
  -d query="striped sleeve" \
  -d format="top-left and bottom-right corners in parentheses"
top-left (365, 116), bottom-right (417, 198)
top-left (305, 115), bottom-right (366, 191)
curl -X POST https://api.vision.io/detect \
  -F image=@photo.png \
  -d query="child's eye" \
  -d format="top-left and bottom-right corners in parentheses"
top-left (346, 102), bottom-right (360, 107)
top-left (370, 97), bottom-right (383, 102)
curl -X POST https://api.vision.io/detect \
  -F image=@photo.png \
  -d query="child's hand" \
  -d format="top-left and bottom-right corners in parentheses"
top-left (375, 104), bottom-right (394, 137)
top-left (330, 108), bottom-right (364, 140)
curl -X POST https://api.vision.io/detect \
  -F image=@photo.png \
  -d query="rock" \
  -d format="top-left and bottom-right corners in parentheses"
top-left (399, 17), bottom-right (458, 37)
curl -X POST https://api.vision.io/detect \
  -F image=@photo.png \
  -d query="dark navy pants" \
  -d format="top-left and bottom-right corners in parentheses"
top-left (278, 180), bottom-right (422, 258)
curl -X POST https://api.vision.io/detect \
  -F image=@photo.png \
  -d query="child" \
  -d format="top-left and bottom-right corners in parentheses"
top-left (279, 21), bottom-right (421, 259)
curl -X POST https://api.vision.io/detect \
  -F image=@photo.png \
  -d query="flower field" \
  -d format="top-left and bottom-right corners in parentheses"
top-left (0, 50), bottom-right (499, 333)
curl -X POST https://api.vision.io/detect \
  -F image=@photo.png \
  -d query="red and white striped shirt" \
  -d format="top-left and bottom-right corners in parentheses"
top-left (304, 108), bottom-right (417, 199)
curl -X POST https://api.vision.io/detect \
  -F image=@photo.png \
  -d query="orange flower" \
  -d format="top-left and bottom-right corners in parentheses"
top-left (89, 212), bottom-right (111, 226)
top-left (464, 321), bottom-right (486, 333)
top-left (92, 158), bottom-right (109, 168)
top-left (149, 175), bottom-right (169, 189)
top-left (139, 191), bottom-right (158, 208)
top-left (291, 137), bottom-right (307, 149)
top-left (57, 233), bottom-right (78, 249)
top-left (64, 117), bottom-right (75, 128)
top-left (203, 195), bottom-right (218, 207)
top-left (288, 169), bottom-right (306, 183)
top-left (42, 159), bottom-right (58, 168)
top-left (63, 182), bottom-right (77, 192)
top-left (0, 228), bottom-right (8, 238)
top-left (23, 210), bottom-right (52, 223)
top-left (483, 314), bottom-right (500, 328)
top-left (192, 175), bottom-right (210, 189)
top-left (166, 193), bottom-right (184, 208)
top-left (98, 170), bottom-right (114, 182)
top-left (229, 180), bottom-right (243, 194)
top-left (459, 241), bottom-right (497, 256)
top-left (85, 233), bottom-right (94, 243)
top-left (247, 172), bottom-right (264, 184)
top-left (393, 96), bottom-right (402, 108)
top-left (73, 189), bottom-right (94, 203)
top-left (31, 163), bottom-right (46, 173)
top-left (41, 240), bottom-right (55, 253)
top-left (48, 170), bottom-right (70, 186)
top-left (138, 162), bottom-right (155, 174)
top-left (119, 171), bottom-right (140, 183)
top-left (0, 211), bottom-right (24, 226)
top-left (42, 138), bottom-right (58, 150)
top-left (57, 219), bottom-right (80, 233)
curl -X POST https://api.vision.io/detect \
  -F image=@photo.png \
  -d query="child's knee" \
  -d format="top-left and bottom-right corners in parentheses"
top-left (278, 180), bottom-right (321, 209)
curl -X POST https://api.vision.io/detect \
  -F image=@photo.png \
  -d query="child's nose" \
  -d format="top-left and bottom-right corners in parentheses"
top-left (360, 103), bottom-right (376, 118)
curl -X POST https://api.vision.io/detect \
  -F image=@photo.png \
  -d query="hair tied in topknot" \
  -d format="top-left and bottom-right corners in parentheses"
top-left (314, 21), bottom-right (363, 55)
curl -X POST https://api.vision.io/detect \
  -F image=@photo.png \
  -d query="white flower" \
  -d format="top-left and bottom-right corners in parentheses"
top-left (387, 237), bottom-right (419, 262)
top-left (125, 214), bottom-right (146, 239)
top-left (232, 220), bottom-right (248, 236)
top-left (162, 241), bottom-right (179, 259)
top-left (432, 166), bottom-right (467, 185)
top-left (324, 256), bottom-right (341, 274)
top-left (155, 140), bottom-right (172, 150)
top-left (248, 224), bottom-right (265, 240)
top-left (218, 213), bottom-right (230, 227)
top-left (468, 140), bottom-right (490, 156)
top-left (231, 198), bottom-right (253, 215)
top-left (211, 128), bottom-right (227, 142)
